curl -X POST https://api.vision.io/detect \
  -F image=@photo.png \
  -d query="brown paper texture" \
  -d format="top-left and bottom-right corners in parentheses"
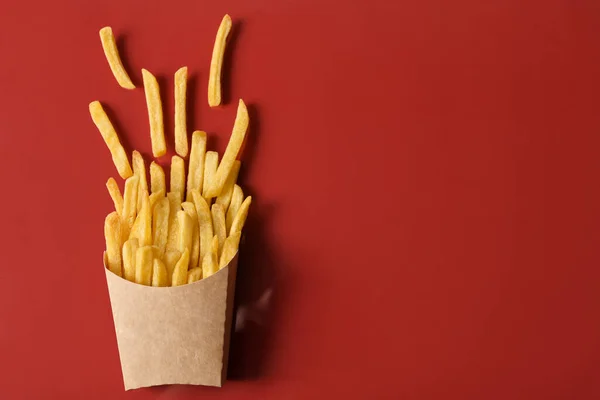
top-left (103, 253), bottom-right (239, 390)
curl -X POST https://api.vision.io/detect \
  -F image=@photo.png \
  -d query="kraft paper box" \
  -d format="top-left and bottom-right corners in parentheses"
top-left (103, 253), bottom-right (239, 390)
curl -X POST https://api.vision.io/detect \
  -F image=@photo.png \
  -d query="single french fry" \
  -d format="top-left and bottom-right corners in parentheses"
top-left (192, 189), bottom-right (214, 265)
top-left (230, 196), bottom-right (252, 235)
top-left (164, 249), bottom-right (182, 286)
top-left (208, 14), bottom-right (232, 107)
top-left (186, 131), bottom-right (207, 201)
top-left (187, 267), bottom-right (202, 283)
top-left (215, 160), bottom-right (240, 213)
top-left (176, 210), bottom-right (193, 258)
top-left (142, 69), bottom-right (166, 157)
top-left (121, 175), bottom-right (139, 241)
top-left (89, 101), bottom-right (133, 179)
top-left (152, 197), bottom-right (170, 258)
top-left (174, 66), bottom-right (188, 157)
top-left (152, 258), bottom-right (168, 287)
top-left (202, 236), bottom-right (219, 278)
top-left (106, 177), bottom-right (123, 216)
top-left (129, 190), bottom-right (152, 246)
top-left (172, 248), bottom-right (190, 286)
top-left (226, 184), bottom-right (243, 234)
top-left (190, 231), bottom-right (201, 270)
top-left (132, 151), bottom-right (149, 212)
top-left (166, 192), bottom-right (182, 251)
top-left (104, 211), bottom-right (122, 276)
top-left (135, 246), bottom-right (153, 286)
top-left (151, 245), bottom-right (162, 260)
top-left (202, 151), bottom-right (219, 204)
top-left (170, 156), bottom-right (186, 201)
top-left (181, 202), bottom-right (200, 270)
top-left (150, 161), bottom-right (166, 194)
top-left (205, 100), bottom-right (248, 198)
top-left (99, 27), bottom-right (135, 89)
top-left (219, 231), bottom-right (241, 269)
top-left (211, 204), bottom-right (226, 256)
top-left (122, 238), bottom-right (139, 282)
top-left (149, 189), bottom-right (165, 212)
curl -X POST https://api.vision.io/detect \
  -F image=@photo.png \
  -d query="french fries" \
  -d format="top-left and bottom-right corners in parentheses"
top-left (185, 131), bottom-right (206, 201)
top-left (170, 156), bottom-right (186, 201)
top-left (135, 246), bottom-right (153, 286)
top-left (104, 212), bottom-right (122, 276)
top-left (142, 69), bottom-right (167, 157)
top-left (106, 177), bottom-right (123, 216)
top-left (149, 190), bottom-right (165, 211)
top-left (129, 190), bottom-right (152, 246)
top-left (100, 17), bottom-right (253, 287)
top-left (122, 239), bottom-right (139, 282)
top-left (202, 151), bottom-right (219, 204)
top-left (181, 202), bottom-right (200, 270)
top-left (205, 100), bottom-right (248, 198)
top-left (99, 27), bottom-right (135, 89)
top-left (211, 204), bottom-right (226, 256)
top-left (187, 268), bottom-right (202, 283)
top-left (215, 160), bottom-right (241, 213)
top-left (164, 249), bottom-right (182, 286)
top-left (202, 236), bottom-right (219, 278)
top-left (192, 190), bottom-right (214, 265)
top-left (220, 232), bottom-right (241, 269)
top-left (226, 184), bottom-right (243, 234)
top-left (174, 67), bottom-right (188, 157)
top-left (150, 161), bottom-right (166, 194)
top-left (89, 101), bottom-right (133, 179)
top-left (121, 175), bottom-right (139, 241)
top-left (208, 14), bottom-right (232, 107)
top-left (230, 196), bottom-right (252, 236)
top-left (172, 248), bottom-right (190, 286)
top-left (176, 210), bottom-right (193, 258)
top-left (152, 259), bottom-right (168, 287)
top-left (152, 246), bottom-right (162, 260)
top-left (132, 151), bottom-right (149, 212)
top-left (186, 131), bottom-right (207, 201)
top-left (152, 197), bottom-right (170, 258)
top-left (166, 192), bottom-right (182, 251)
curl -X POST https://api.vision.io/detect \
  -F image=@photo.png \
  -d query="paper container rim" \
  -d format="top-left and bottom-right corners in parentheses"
top-left (102, 251), bottom-right (238, 288)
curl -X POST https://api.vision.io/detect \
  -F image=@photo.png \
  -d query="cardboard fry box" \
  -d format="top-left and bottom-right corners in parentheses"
top-left (103, 253), bottom-right (239, 390)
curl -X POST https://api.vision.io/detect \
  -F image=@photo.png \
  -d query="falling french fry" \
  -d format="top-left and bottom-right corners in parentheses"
top-left (99, 27), bottom-right (135, 89)
top-left (208, 15), bottom-right (232, 107)
top-left (142, 69), bottom-right (167, 157)
top-left (174, 66), bottom-right (189, 157)
top-left (89, 101), bottom-right (133, 179)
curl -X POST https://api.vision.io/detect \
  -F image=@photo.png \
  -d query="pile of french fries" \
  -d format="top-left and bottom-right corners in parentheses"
top-left (93, 15), bottom-right (251, 287)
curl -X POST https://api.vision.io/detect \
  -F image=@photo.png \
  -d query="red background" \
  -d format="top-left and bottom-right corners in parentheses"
top-left (1, 0), bottom-right (599, 398)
